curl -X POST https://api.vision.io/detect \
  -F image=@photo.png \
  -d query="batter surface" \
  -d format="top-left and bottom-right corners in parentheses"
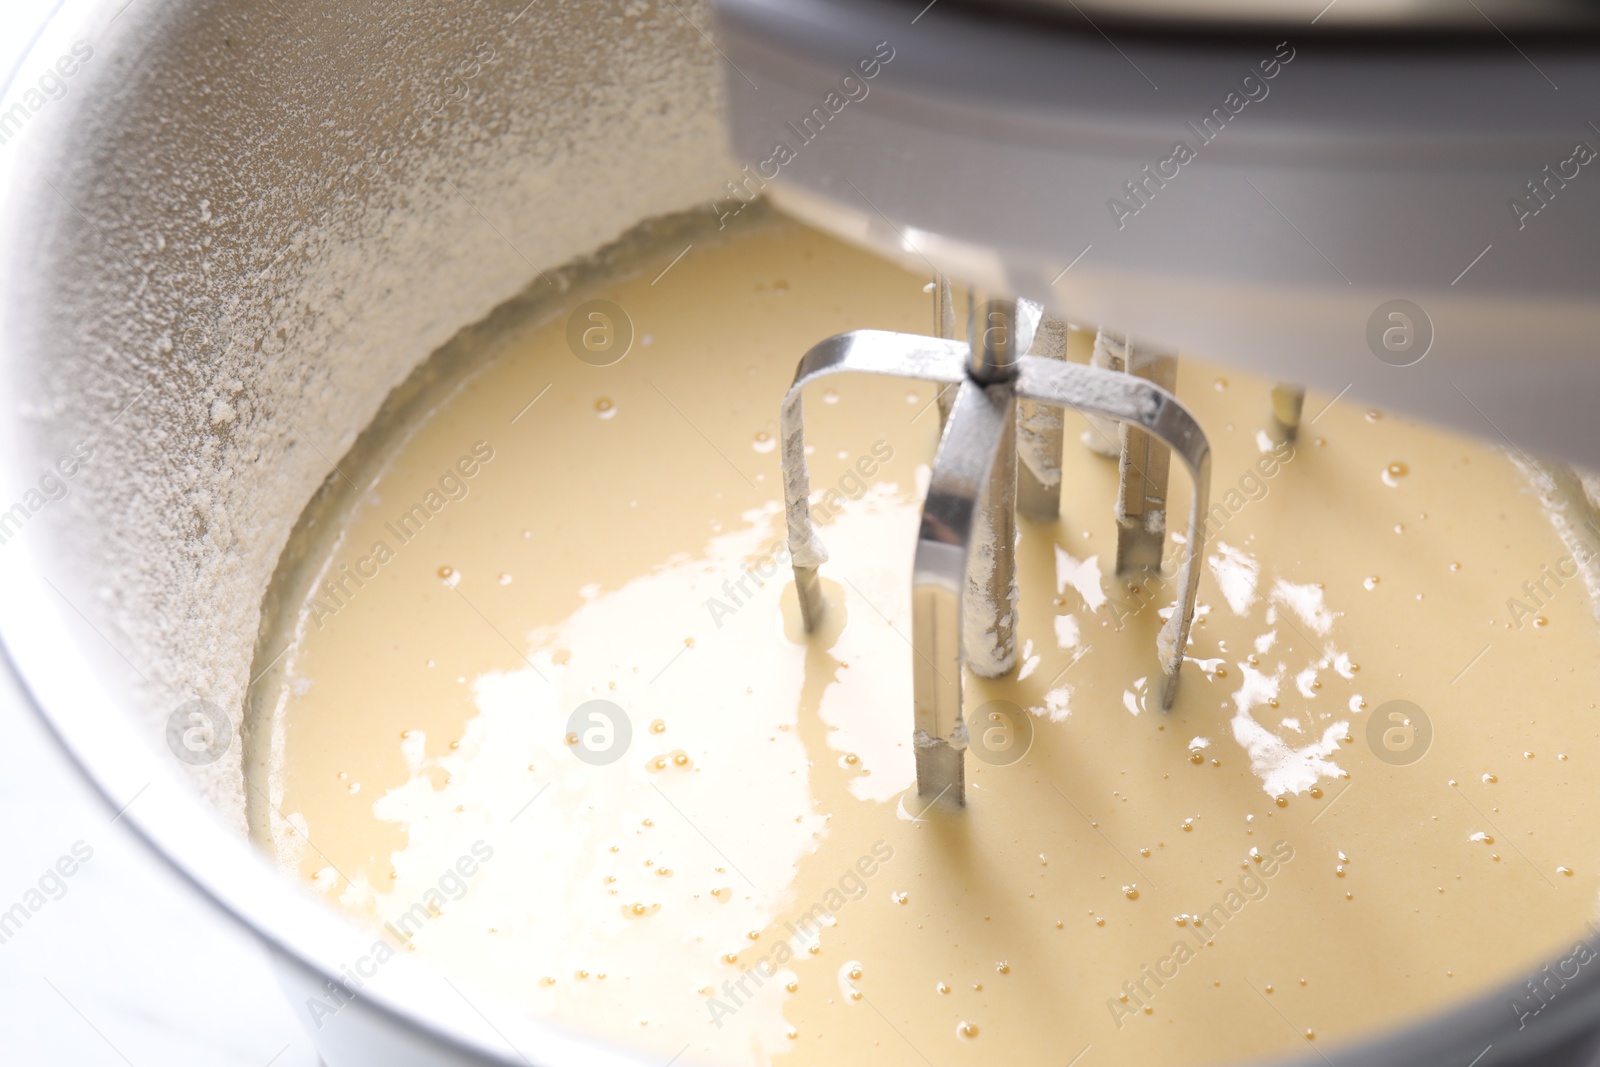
top-left (252, 213), bottom-right (1600, 1066)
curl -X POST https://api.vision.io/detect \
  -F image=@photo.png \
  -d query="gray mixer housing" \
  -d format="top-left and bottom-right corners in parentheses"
top-left (715, 0), bottom-right (1600, 473)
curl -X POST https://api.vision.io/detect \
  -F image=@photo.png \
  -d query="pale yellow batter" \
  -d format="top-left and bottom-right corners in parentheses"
top-left (251, 211), bottom-right (1600, 1067)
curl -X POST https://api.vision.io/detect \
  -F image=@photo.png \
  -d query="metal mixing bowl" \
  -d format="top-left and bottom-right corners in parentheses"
top-left (2, 1), bottom-right (1598, 1064)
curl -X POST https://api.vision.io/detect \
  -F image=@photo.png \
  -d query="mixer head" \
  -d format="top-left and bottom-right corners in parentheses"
top-left (712, 0), bottom-right (1600, 473)
top-left (779, 288), bottom-right (1212, 804)
top-left (726, 0), bottom-right (1600, 807)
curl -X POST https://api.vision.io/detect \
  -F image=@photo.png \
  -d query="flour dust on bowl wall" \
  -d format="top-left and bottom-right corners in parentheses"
top-left (3, 2), bottom-right (1600, 1067)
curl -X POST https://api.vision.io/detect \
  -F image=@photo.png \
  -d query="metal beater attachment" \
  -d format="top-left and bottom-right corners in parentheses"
top-left (779, 301), bottom-right (1213, 807)
top-left (1268, 383), bottom-right (1306, 443)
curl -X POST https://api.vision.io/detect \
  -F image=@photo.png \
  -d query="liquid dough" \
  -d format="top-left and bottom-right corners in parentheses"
top-left (254, 213), bottom-right (1600, 1067)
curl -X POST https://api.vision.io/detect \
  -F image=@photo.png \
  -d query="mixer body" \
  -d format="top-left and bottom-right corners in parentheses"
top-left (715, 0), bottom-right (1600, 473)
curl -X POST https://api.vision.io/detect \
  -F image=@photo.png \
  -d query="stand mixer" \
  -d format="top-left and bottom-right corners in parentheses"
top-left (717, 0), bottom-right (1600, 813)
top-left (714, 0), bottom-right (1600, 472)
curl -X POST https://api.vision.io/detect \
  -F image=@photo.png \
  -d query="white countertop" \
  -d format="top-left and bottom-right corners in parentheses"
top-left (0, 663), bottom-right (320, 1066)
